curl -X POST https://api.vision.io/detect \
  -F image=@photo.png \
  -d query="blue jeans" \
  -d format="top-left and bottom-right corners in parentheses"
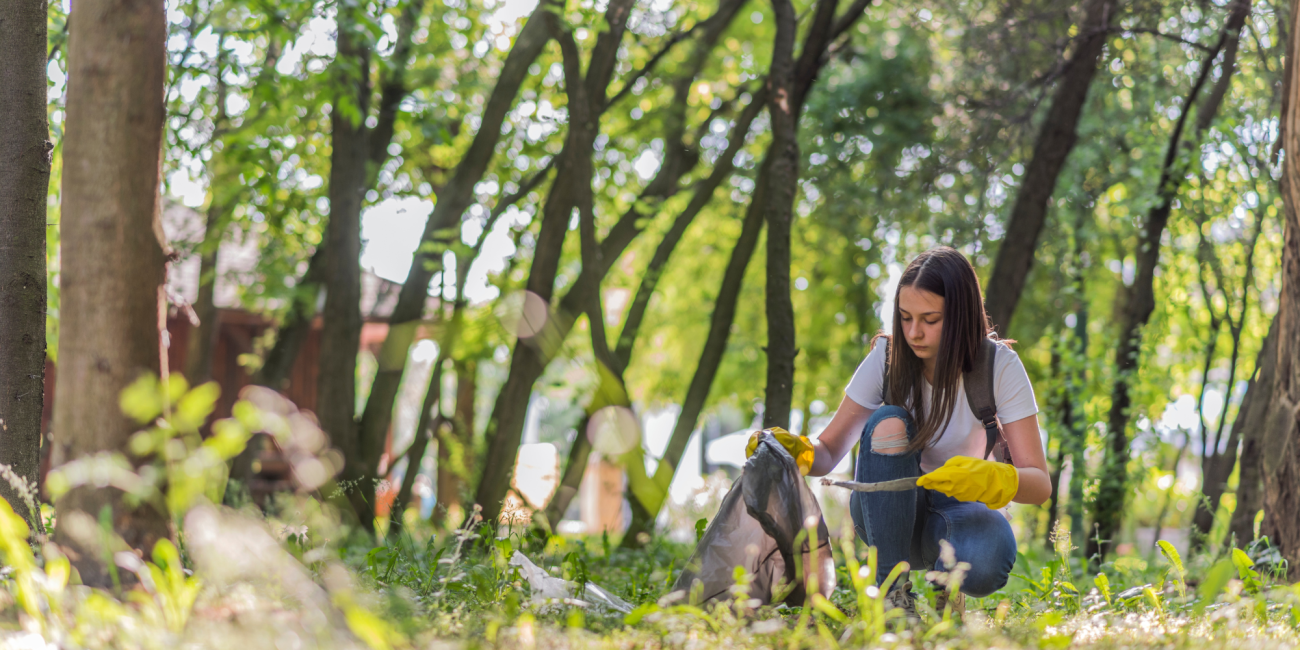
top-left (848, 405), bottom-right (1017, 598)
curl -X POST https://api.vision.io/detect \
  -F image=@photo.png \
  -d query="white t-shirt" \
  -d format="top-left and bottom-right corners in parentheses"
top-left (842, 337), bottom-right (1039, 472)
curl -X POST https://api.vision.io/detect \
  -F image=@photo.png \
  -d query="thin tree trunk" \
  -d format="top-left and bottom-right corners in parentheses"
top-left (53, 0), bottom-right (172, 586)
top-left (0, 0), bottom-right (51, 530)
top-left (386, 355), bottom-right (443, 537)
top-left (316, 3), bottom-right (372, 527)
top-left (760, 0), bottom-right (802, 431)
top-left (253, 245), bottom-right (326, 390)
top-left (475, 0), bottom-right (711, 526)
top-left (541, 1), bottom-right (753, 531)
top-left (982, 0), bottom-right (1117, 334)
top-left (620, 171), bottom-right (768, 547)
top-left (1191, 212), bottom-right (1263, 549)
top-left (316, 0), bottom-right (430, 532)
top-left (619, 0), bottom-right (869, 542)
top-left (433, 358), bottom-right (476, 528)
top-left (1226, 317), bottom-right (1278, 547)
top-left (354, 0), bottom-right (558, 476)
top-left (1087, 2), bottom-right (1247, 562)
top-left (185, 42), bottom-right (230, 386)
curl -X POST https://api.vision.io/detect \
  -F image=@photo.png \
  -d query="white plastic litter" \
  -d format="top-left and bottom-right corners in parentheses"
top-left (509, 551), bottom-right (633, 614)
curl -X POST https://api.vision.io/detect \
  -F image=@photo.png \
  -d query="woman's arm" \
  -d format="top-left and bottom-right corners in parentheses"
top-left (1001, 415), bottom-right (1052, 505)
top-left (808, 396), bottom-right (875, 476)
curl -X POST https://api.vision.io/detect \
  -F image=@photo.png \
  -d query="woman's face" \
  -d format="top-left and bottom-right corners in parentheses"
top-left (898, 285), bottom-right (944, 362)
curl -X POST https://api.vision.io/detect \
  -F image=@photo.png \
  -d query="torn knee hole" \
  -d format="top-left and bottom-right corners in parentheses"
top-left (870, 418), bottom-right (909, 455)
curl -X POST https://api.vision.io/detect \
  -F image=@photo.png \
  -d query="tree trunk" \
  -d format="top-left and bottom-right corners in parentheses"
top-left (471, 0), bottom-right (659, 525)
top-left (185, 202), bottom-right (223, 385)
top-left (982, 0), bottom-right (1116, 335)
top-left (539, 0), bottom-right (752, 533)
top-left (1225, 317), bottom-right (1277, 547)
top-left (316, 9), bottom-right (371, 529)
top-left (184, 43), bottom-right (231, 386)
top-left (1262, 0), bottom-right (1300, 571)
top-left (433, 359), bottom-right (476, 528)
top-left (253, 245), bottom-right (325, 390)
top-left (354, 0), bottom-right (557, 476)
top-left (316, 0), bottom-right (428, 531)
top-left (1088, 1), bottom-right (1248, 562)
top-left (53, 0), bottom-right (172, 585)
top-left (1191, 213), bottom-right (1264, 550)
top-left (620, 165), bottom-right (768, 547)
top-left (386, 354), bottom-right (443, 537)
top-left (0, 0), bottom-right (51, 530)
top-left (760, 0), bottom-right (801, 431)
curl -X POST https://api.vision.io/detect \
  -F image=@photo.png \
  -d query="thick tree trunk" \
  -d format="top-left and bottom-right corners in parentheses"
top-left (1088, 1), bottom-right (1248, 562)
top-left (316, 10), bottom-right (371, 529)
top-left (0, 0), bottom-right (51, 529)
top-left (1262, 0), bottom-right (1300, 572)
top-left (53, 0), bottom-right (172, 585)
top-left (760, 0), bottom-right (801, 431)
top-left (1225, 318), bottom-right (1277, 547)
top-left (354, 1), bottom-right (557, 471)
top-left (982, 0), bottom-right (1116, 334)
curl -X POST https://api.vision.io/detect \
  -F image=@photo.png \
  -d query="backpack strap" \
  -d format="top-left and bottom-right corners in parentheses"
top-left (963, 338), bottom-right (1004, 461)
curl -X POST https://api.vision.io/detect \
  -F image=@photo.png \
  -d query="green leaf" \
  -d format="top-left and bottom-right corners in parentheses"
top-left (1196, 559), bottom-right (1234, 615)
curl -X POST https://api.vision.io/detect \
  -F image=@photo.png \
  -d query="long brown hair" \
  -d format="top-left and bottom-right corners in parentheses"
top-left (880, 247), bottom-right (994, 454)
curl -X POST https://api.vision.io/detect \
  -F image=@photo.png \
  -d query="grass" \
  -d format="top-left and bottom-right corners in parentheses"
top-left (4, 381), bottom-right (1298, 649)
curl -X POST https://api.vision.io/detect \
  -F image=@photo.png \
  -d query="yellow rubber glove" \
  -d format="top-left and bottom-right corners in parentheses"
top-left (746, 427), bottom-right (815, 476)
top-left (916, 456), bottom-right (1019, 510)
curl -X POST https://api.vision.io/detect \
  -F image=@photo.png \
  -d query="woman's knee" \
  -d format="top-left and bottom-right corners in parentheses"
top-left (865, 406), bottom-right (914, 456)
top-left (956, 520), bottom-right (1017, 598)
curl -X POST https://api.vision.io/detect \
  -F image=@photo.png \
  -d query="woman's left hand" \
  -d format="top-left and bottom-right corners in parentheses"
top-left (916, 456), bottom-right (1019, 510)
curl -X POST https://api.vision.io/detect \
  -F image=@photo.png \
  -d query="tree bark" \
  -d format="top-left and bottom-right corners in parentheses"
top-left (0, 0), bottom-right (52, 530)
top-left (53, 0), bottom-right (172, 586)
top-left (982, 0), bottom-right (1116, 335)
top-left (1262, 0), bottom-right (1300, 573)
top-left (316, 4), bottom-right (372, 529)
top-left (760, 0), bottom-right (802, 431)
top-left (1225, 317), bottom-right (1277, 547)
top-left (1088, 0), bottom-right (1248, 562)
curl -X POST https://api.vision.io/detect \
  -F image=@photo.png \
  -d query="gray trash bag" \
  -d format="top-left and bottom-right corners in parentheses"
top-left (671, 430), bottom-right (836, 606)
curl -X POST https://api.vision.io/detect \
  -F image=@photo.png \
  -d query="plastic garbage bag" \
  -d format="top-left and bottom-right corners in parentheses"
top-left (509, 551), bottom-right (633, 614)
top-left (671, 430), bottom-right (836, 606)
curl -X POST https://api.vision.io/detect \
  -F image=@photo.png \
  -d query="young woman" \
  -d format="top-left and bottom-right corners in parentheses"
top-left (757, 247), bottom-right (1051, 619)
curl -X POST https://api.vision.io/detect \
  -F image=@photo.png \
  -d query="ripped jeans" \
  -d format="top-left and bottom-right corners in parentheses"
top-left (848, 405), bottom-right (1017, 598)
